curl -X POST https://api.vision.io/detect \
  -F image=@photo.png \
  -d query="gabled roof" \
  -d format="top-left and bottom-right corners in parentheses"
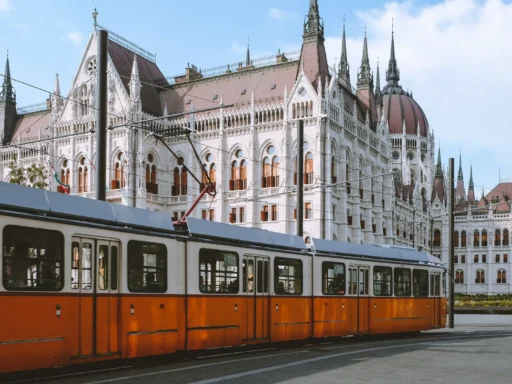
top-left (108, 40), bottom-right (167, 116)
top-left (10, 110), bottom-right (51, 142)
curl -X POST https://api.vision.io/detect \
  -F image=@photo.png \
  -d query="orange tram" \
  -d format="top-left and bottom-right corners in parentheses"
top-left (0, 182), bottom-right (447, 374)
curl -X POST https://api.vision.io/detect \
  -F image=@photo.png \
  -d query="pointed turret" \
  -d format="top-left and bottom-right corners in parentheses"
top-left (338, 20), bottom-right (350, 88)
top-left (375, 59), bottom-right (383, 119)
top-left (432, 146), bottom-right (446, 203)
top-left (382, 22), bottom-right (404, 95)
top-left (246, 37), bottom-right (251, 67)
top-left (357, 28), bottom-right (372, 88)
top-left (51, 73), bottom-right (63, 117)
top-left (0, 52), bottom-right (17, 146)
top-left (455, 151), bottom-right (466, 200)
top-left (468, 164), bottom-right (475, 202)
top-left (298, 0), bottom-right (329, 91)
top-left (129, 54), bottom-right (142, 115)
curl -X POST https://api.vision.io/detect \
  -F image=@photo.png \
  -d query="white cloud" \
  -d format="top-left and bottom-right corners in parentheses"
top-left (268, 8), bottom-right (297, 22)
top-left (0, 0), bottom-right (11, 12)
top-left (66, 31), bottom-right (83, 46)
top-left (324, 0), bottom-right (512, 169)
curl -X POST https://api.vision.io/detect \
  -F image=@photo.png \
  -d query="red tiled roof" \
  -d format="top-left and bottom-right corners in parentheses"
top-left (162, 62), bottom-right (299, 114)
top-left (108, 40), bottom-right (167, 116)
top-left (431, 177), bottom-right (445, 202)
top-left (10, 110), bottom-right (51, 142)
top-left (383, 93), bottom-right (428, 137)
top-left (298, 41), bottom-right (329, 91)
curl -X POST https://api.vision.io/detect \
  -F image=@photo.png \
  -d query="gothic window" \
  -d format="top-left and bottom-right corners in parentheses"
top-left (331, 155), bottom-right (336, 183)
top-left (209, 163), bottom-right (216, 184)
top-left (495, 229), bottom-right (501, 246)
top-left (407, 151), bottom-right (414, 161)
top-left (145, 153), bottom-right (157, 194)
top-left (497, 269), bottom-right (507, 284)
top-left (346, 152), bottom-right (351, 194)
top-left (433, 229), bottom-right (441, 247)
top-left (230, 150), bottom-right (248, 191)
top-left (59, 159), bottom-right (70, 194)
top-left (80, 85), bottom-right (88, 116)
top-left (461, 231), bottom-right (467, 248)
top-left (474, 230), bottom-right (480, 247)
top-left (454, 231), bottom-right (459, 248)
top-left (78, 156), bottom-right (88, 193)
top-left (305, 152), bottom-right (313, 185)
top-left (475, 269), bottom-right (485, 284)
top-left (455, 269), bottom-right (464, 284)
top-left (113, 152), bottom-right (126, 190)
top-left (172, 156), bottom-right (187, 196)
top-left (262, 145), bottom-right (279, 188)
top-left (504, 229), bottom-right (509, 246)
top-left (87, 58), bottom-right (97, 76)
top-left (482, 230), bottom-right (488, 247)
top-left (392, 168), bottom-right (401, 184)
top-left (392, 150), bottom-right (400, 160)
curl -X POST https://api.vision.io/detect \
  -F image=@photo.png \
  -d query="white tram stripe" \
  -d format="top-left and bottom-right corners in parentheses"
top-left (81, 350), bottom-right (308, 384)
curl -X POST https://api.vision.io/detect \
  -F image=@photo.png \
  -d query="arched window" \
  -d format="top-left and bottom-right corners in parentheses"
top-left (146, 153), bottom-right (157, 194)
top-left (304, 236), bottom-right (311, 245)
top-left (230, 149), bottom-right (247, 190)
top-left (346, 153), bottom-right (351, 194)
top-left (461, 231), bottom-right (467, 248)
top-left (209, 163), bottom-right (216, 184)
top-left (497, 269), bottom-right (507, 284)
top-left (172, 156), bottom-right (187, 196)
top-left (454, 231), bottom-right (459, 248)
top-left (58, 159), bottom-right (71, 194)
top-left (80, 85), bottom-right (88, 116)
top-left (475, 270), bottom-right (485, 284)
top-left (433, 229), bottom-right (441, 247)
top-left (305, 152), bottom-right (313, 184)
top-left (495, 229), bottom-right (501, 246)
top-left (474, 230), bottom-right (480, 247)
top-left (455, 269), bottom-right (464, 284)
top-left (331, 155), bottom-right (337, 183)
top-left (504, 229), bottom-right (509, 246)
top-left (113, 152), bottom-right (126, 190)
top-left (173, 167), bottom-right (180, 196)
top-left (262, 157), bottom-right (271, 188)
top-left (482, 230), bottom-right (488, 247)
top-left (262, 145), bottom-right (278, 188)
top-left (78, 157), bottom-right (88, 193)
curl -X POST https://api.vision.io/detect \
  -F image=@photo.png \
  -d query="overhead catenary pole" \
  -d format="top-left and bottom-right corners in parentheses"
top-left (95, 29), bottom-right (108, 201)
top-left (448, 157), bottom-right (455, 328)
top-left (297, 119), bottom-right (304, 237)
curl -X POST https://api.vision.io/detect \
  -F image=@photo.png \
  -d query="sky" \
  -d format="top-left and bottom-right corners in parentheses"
top-left (0, 0), bottom-right (510, 196)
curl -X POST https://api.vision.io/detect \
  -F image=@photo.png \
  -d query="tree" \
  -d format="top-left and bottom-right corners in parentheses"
top-left (8, 156), bottom-right (49, 189)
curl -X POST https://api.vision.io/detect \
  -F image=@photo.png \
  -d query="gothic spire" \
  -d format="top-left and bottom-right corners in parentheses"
top-left (435, 147), bottom-right (443, 177)
top-left (357, 28), bottom-right (372, 88)
top-left (129, 54), bottom-right (141, 113)
top-left (383, 21), bottom-right (403, 95)
top-left (0, 51), bottom-right (15, 103)
top-left (458, 151), bottom-right (463, 181)
top-left (469, 165), bottom-right (474, 190)
top-left (338, 18), bottom-right (350, 86)
top-left (246, 36), bottom-right (251, 67)
top-left (375, 59), bottom-right (381, 97)
top-left (303, 0), bottom-right (324, 42)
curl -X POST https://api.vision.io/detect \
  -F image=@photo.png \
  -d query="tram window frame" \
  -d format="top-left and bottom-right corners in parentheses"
top-left (322, 262), bottom-right (346, 295)
top-left (127, 240), bottom-right (167, 293)
top-left (274, 257), bottom-right (303, 295)
top-left (373, 266), bottom-right (392, 296)
top-left (199, 249), bottom-right (239, 294)
top-left (413, 269), bottom-right (429, 297)
top-left (394, 267), bottom-right (411, 296)
top-left (2, 225), bottom-right (64, 291)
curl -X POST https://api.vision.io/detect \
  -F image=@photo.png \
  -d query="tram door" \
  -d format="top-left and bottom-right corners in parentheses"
top-left (72, 237), bottom-right (120, 357)
top-left (348, 265), bottom-right (370, 333)
top-left (431, 272), bottom-right (441, 328)
top-left (243, 255), bottom-right (270, 341)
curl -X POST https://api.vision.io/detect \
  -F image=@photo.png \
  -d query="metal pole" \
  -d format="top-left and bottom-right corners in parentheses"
top-left (448, 157), bottom-right (455, 328)
top-left (95, 30), bottom-right (108, 201)
top-left (297, 120), bottom-right (304, 237)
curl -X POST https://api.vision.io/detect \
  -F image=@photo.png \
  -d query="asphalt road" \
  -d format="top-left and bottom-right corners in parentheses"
top-left (5, 315), bottom-right (512, 384)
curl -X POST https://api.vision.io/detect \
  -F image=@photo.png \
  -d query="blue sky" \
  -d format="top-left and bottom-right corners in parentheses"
top-left (0, 0), bottom-right (509, 196)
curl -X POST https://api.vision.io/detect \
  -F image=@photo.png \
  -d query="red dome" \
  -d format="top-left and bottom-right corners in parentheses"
top-left (382, 93), bottom-right (429, 137)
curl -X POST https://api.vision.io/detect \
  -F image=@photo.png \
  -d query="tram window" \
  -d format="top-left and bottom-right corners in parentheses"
top-left (81, 243), bottom-right (93, 290)
top-left (263, 260), bottom-right (269, 293)
top-left (111, 246), bottom-right (118, 290)
top-left (373, 266), bottom-right (392, 296)
top-left (2, 225), bottom-right (64, 291)
top-left (257, 260), bottom-right (263, 293)
top-left (394, 268), bottom-right (411, 296)
top-left (98, 245), bottom-right (109, 290)
top-left (413, 269), bottom-right (429, 297)
top-left (322, 262), bottom-right (346, 295)
top-left (275, 257), bottom-right (303, 295)
top-left (71, 242), bottom-right (79, 289)
top-left (127, 241), bottom-right (167, 293)
top-left (200, 249), bottom-right (238, 293)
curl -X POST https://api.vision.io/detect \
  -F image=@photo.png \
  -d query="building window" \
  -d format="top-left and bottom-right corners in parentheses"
top-left (496, 254), bottom-right (501, 263)
top-left (474, 254), bottom-right (479, 263)
top-left (261, 204), bottom-right (277, 222)
top-left (58, 159), bottom-right (71, 194)
top-left (504, 254), bottom-right (508, 263)
top-left (331, 155), bottom-right (337, 183)
top-left (322, 262), bottom-right (346, 295)
top-left (201, 209), bottom-right (215, 221)
top-left (461, 231), bottom-right (467, 247)
top-left (145, 153), bottom-right (158, 194)
top-left (199, 249), bottom-right (238, 293)
top-left (127, 241), bottom-right (166, 293)
top-left (230, 150), bottom-right (247, 191)
top-left (474, 230), bottom-right (480, 247)
top-left (78, 156), bottom-right (89, 193)
top-left (262, 145), bottom-right (279, 188)
top-left (112, 152), bottom-right (126, 190)
top-left (497, 269), bottom-right (507, 284)
top-left (454, 255), bottom-right (459, 263)
top-left (454, 231), bottom-right (459, 248)
top-left (2, 226), bottom-right (64, 291)
top-left (475, 269), bottom-right (485, 284)
top-left (274, 257), bottom-right (303, 295)
top-left (230, 206), bottom-right (245, 224)
top-left (305, 202), bottom-right (312, 219)
top-left (482, 230), bottom-right (488, 246)
top-left (373, 266), bottom-right (392, 296)
top-left (80, 85), bottom-right (88, 116)
top-left (482, 254), bottom-right (487, 263)
top-left (504, 229), bottom-right (509, 246)
top-left (332, 204), bottom-right (337, 223)
top-left (495, 229), bottom-right (501, 246)
top-left (433, 229), bottom-right (441, 247)
top-left (461, 255), bottom-right (466, 264)
top-left (172, 156), bottom-right (187, 196)
top-left (305, 152), bottom-right (314, 184)
top-left (455, 269), bottom-right (464, 284)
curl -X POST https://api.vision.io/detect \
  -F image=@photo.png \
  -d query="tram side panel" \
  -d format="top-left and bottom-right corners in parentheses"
top-left (119, 236), bottom-right (186, 359)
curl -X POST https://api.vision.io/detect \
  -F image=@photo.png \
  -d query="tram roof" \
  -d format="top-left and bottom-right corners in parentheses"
top-left (187, 217), bottom-right (308, 250)
top-left (0, 182), bottom-right (175, 232)
top-left (311, 238), bottom-right (441, 265)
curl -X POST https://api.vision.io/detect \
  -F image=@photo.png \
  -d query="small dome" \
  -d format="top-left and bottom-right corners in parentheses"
top-left (382, 93), bottom-right (429, 137)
